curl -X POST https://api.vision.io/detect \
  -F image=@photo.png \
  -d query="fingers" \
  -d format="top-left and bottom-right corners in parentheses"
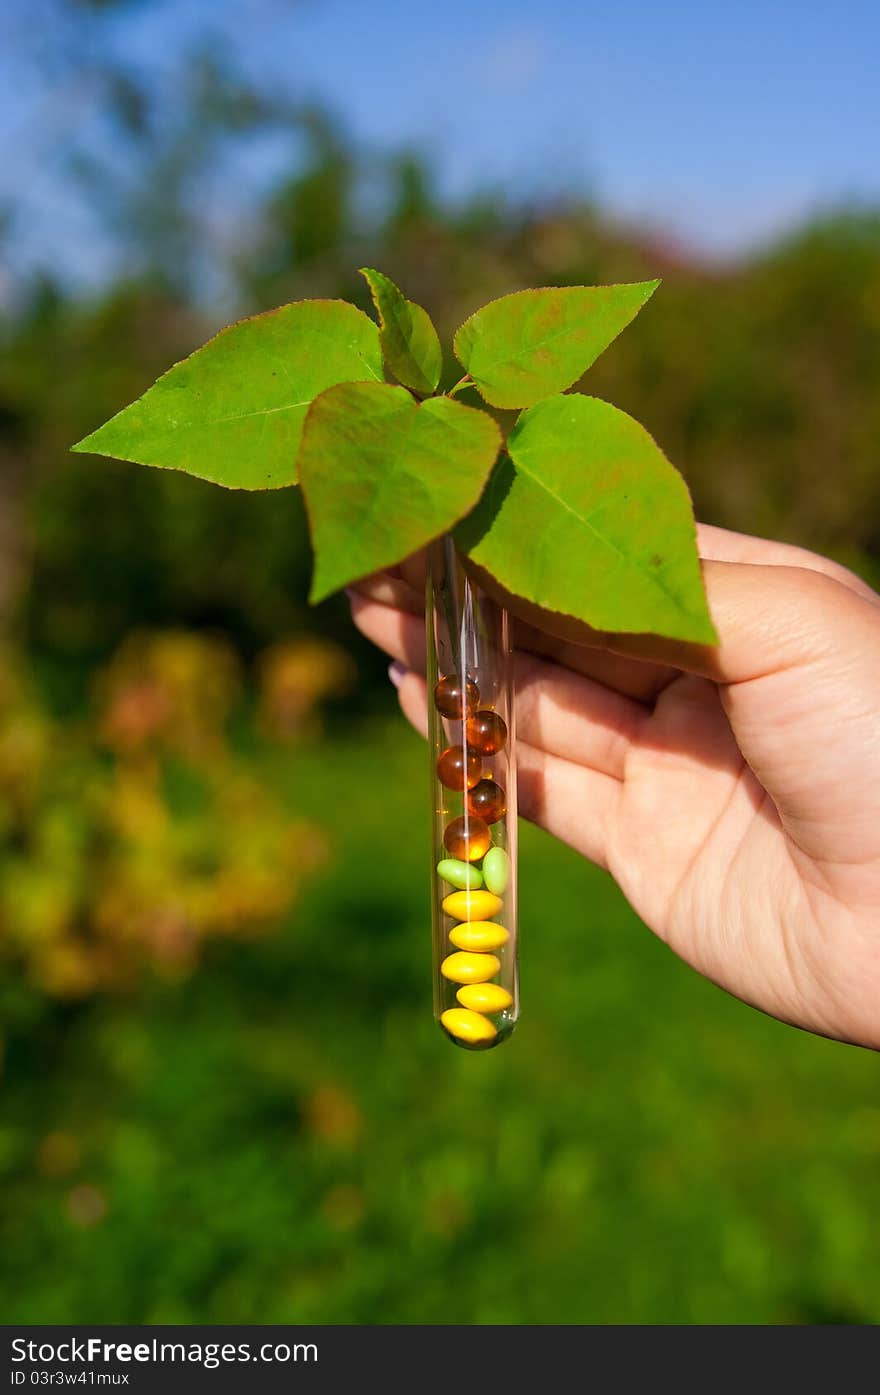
top-left (347, 527), bottom-right (877, 616)
top-left (516, 739), bottom-right (619, 870)
top-left (606, 561), bottom-right (879, 687)
top-left (610, 560), bottom-right (880, 872)
top-left (696, 523), bottom-right (878, 603)
top-left (353, 594), bottom-right (644, 780)
top-left (347, 570), bottom-right (423, 616)
top-left (393, 664), bottom-right (429, 738)
top-left (350, 570), bottom-right (674, 703)
top-left (470, 528), bottom-right (878, 693)
top-left (511, 617), bottom-right (674, 703)
top-left (348, 533), bottom-right (879, 705)
top-left (393, 667), bottom-right (618, 870)
top-left (514, 651), bottom-right (643, 780)
top-left (349, 591), bottom-right (426, 670)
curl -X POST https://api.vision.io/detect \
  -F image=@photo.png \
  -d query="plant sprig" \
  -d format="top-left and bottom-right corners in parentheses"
top-left (73, 270), bottom-right (716, 643)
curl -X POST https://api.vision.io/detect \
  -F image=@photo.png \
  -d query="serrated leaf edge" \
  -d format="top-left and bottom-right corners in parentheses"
top-left (452, 280), bottom-right (661, 407)
top-left (460, 394), bottom-right (716, 644)
top-left (71, 299), bottom-right (383, 490)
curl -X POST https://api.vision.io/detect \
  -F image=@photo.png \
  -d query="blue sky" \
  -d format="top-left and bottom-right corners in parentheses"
top-left (2, 0), bottom-right (878, 287)
top-left (270, 0), bottom-right (880, 251)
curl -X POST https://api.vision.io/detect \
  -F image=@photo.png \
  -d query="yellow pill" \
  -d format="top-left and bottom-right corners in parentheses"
top-left (441, 1008), bottom-right (497, 1044)
top-left (441, 889), bottom-right (503, 922)
top-left (457, 983), bottom-right (514, 1014)
top-left (440, 951), bottom-right (501, 984)
top-left (449, 921), bottom-right (509, 951)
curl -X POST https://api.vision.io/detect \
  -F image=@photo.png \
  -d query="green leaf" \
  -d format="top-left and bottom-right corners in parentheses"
top-left (456, 394), bottom-right (716, 643)
top-left (299, 382), bottom-right (500, 602)
top-left (453, 281), bottom-right (659, 409)
top-left (72, 300), bottom-right (383, 490)
top-left (360, 266), bottom-right (443, 396)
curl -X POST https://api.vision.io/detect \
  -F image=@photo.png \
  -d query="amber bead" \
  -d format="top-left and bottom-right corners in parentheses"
top-left (466, 708), bottom-right (508, 755)
top-left (466, 778), bottom-right (506, 824)
top-left (434, 673), bottom-right (479, 720)
top-left (443, 815), bottom-right (492, 862)
top-left (436, 745), bottom-right (481, 792)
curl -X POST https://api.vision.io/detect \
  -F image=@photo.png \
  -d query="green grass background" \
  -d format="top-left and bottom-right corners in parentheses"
top-left (3, 716), bottom-right (877, 1325)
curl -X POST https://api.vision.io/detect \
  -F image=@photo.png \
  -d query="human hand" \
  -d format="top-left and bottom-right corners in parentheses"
top-left (349, 525), bottom-right (880, 1050)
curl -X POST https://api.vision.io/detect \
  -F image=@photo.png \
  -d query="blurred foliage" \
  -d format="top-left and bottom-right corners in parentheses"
top-left (1, 7), bottom-right (879, 1324)
top-left (2, 726), bottom-right (880, 1324)
top-left (0, 629), bottom-right (339, 997)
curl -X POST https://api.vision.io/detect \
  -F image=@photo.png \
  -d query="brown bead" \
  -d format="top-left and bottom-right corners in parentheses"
top-left (436, 746), bottom-right (482, 792)
top-left (466, 778), bottom-right (506, 824)
top-left (434, 673), bottom-right (479, 720)
top-left (466, 708), bottom-right (508, 755)
top-left (443, 815), bottom-right (492, 863)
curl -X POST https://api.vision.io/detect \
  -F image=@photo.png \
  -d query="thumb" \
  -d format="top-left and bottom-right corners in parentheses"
top-left (611, 561), bottom-right (880, 874)
top-left (608, 560), bottom-right (878, 683)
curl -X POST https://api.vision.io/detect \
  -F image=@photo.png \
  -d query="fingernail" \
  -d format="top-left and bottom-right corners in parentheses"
top-left (388, 661), bottom-right (407, 689)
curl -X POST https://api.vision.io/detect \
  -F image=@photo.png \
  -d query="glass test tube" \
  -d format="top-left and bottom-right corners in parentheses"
top-left (426, 536), bottom-right (519, 1050)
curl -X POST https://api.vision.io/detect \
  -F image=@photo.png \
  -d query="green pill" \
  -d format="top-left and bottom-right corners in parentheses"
top-left (482, 846), bottom-right (510, 895)
top-left (437, 858), bottom-right (483, 891)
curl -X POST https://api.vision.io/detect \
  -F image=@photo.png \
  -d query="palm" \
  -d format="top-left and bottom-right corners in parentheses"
top-left (564, 672), bottom-right (796, 1017)
top-left (604, 677), bottom-right (760, 922)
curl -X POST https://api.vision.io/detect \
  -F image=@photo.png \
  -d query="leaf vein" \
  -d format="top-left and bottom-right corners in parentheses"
top-left (511, 453), bottom-right (687, 612)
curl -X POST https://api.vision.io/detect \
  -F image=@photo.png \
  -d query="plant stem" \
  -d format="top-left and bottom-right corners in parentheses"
top-left (446, 376), bottom-right (473, 399)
